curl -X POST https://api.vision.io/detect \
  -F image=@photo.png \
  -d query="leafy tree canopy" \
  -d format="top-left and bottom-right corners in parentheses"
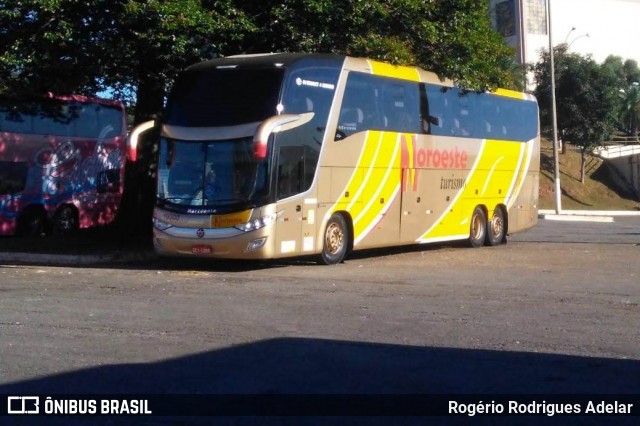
top-left (1, 0), bottom-right (515, 122)
top-left (534, 46), bottom-right (620, 182)
top-left (535, 46), bottom-right (619, 147)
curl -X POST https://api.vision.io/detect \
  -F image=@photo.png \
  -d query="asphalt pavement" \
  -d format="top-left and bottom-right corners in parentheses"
top-left (1, 210), bottom-right (639, 266)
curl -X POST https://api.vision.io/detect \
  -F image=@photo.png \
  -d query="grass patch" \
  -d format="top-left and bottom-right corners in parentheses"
top-left (539, 138), bottom-right (639, 210)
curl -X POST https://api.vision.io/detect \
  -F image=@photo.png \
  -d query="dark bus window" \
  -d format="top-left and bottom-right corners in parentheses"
top-left (336, 72), bottom-right (421, 141)
top-left (336, 72), bottom-right (380, 140)
top-left (379, 80), bottom-right (421, 134)
top-left (0, 161), bottom-right (28, 195)
top-left (276, 144), bottom-right (319, 200)
top-left (167, 67), bottom-right (285, 127)
top-left (0, 100), bottom-right (123, 138)
top-left (0, 109), bottom-right (32, 133)
top-left (424, 84), bottom-right (538, 142)
top-left (276, 66), bottom-right (339, 199)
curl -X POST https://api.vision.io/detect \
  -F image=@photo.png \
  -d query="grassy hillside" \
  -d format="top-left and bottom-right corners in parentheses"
top-left (538, 138), bottom-right (640, 211)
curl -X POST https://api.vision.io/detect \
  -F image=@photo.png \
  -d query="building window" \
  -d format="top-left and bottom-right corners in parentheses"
top-left (527, 0), bottom-right (547, 35)
top-left (496, 0), bottom-right (516, 37)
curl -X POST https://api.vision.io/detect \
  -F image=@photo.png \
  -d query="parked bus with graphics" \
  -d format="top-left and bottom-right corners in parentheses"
top-left (130, 53), bottom-right (539, 264)
top-left (0, 94), bottom-right (133, 236)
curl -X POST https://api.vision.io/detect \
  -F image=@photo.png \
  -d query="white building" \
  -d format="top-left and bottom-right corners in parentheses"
top-left (489, 0), bottom-right (640, 89)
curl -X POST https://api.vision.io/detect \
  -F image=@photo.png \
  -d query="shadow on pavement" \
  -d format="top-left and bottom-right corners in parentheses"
top-left (0, 338), bottom-right (638, 424)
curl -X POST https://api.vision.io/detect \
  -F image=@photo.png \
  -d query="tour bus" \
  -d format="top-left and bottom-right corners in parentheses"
top-left (129, 53), bottom-right (539, 264)
top-left (0, 94), bottom-right (132, 236)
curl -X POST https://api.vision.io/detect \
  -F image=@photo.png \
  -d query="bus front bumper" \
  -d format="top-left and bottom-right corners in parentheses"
top-left (152, 226), bottom-right (275, 260)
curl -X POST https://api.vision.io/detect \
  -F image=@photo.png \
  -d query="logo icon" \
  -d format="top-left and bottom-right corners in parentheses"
top-left (196, 228), bottom-right (205, 238)
top-left (8, 396), bottom-right (40, 414)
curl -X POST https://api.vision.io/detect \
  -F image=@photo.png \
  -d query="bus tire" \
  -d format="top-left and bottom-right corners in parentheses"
top-left (53, 205), bottom-right (78, 236)
top-left (468, 206), bottom-right (487, 248)
top-left (320, 214), bottom-right (349, 265)
top-left (485, 206), bottom-right (506, 246)
top-left (17, 207), bottom-right (46, 237)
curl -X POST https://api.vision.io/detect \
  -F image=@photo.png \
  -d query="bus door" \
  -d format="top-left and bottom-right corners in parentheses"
top-left (400, 165), bottom-right (440, 243)
top-left (273, 144), bottom-right (319, 257)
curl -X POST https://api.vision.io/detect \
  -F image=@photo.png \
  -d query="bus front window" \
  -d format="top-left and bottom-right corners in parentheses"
top-left (157, 137), bottom-right (269, 210)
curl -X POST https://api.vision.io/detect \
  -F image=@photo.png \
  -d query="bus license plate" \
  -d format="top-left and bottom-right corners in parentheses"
top-left (191, 245), bottom-right (212, 255)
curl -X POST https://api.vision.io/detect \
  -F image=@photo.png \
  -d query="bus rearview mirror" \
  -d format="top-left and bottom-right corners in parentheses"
top-left (127, 120), bottom-right (155, 162)
top-left (253, 112), bottom-right (314, 159)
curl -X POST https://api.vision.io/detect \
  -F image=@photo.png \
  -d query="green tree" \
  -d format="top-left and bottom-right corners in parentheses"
top-left (238, 0), bottom-right (515, 90)
top-left (534, 46), bottom-right (619, 183)
top-left (602, 55), bottom-right (640, 136)
top-left (619, 82), bottom-right (640, 138)
top-left (1, 0), bottom-right (517, 234)
top-left (0, 0), bottom-right (253, 121)
top-left (2, 0), bottom-right (516, 123)
top-left (0, 0), bottom-right (120, 96)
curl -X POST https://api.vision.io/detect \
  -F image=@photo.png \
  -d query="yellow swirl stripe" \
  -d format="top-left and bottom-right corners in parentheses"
top-left (352, 132), bottom-right (402, 243)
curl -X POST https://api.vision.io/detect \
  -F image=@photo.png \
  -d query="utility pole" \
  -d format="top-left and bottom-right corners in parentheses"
top-left (547, 0), bottom-right (562, 213)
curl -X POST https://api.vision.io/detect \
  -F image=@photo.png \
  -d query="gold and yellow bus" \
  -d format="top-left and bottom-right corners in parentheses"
top-left (130, 53), bottom-right (539, 264)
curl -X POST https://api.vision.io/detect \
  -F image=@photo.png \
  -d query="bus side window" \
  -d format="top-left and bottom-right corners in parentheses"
top-left (381, 82), bottom-right (421, 134)
top-left (424, 84), bottom-right (449, 136)
top-left (338, 107), bottom-right (364, 135)
top-left (335, 73), bottom-right (379, 141)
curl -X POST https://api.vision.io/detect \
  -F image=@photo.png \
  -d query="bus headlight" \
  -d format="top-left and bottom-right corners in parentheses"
top-left (153, 217), bottom-right (173, 231)
top-left (234, 212), bottom-right (279, 233)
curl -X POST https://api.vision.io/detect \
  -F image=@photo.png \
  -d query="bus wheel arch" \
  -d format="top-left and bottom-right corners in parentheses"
top-left (485, 204), bottom-right (508, 246)
top-left (468, 205), bottom-right (487, 248)
top-left (319, 211), bottom-right (352, 265)
top-left (17, 205), bottom-right (47, 237)
top-left (52, 204), bottom-right (79, 236)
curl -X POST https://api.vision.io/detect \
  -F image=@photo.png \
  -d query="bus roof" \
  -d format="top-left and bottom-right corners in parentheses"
top-left (44, 93), bottom-right (125, 110)
top-left (181, 53), bottom-right (532, 101)
top-left (186, 53), bottom-right (346, 72)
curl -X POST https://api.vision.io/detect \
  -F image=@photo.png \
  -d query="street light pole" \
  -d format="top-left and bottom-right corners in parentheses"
top-left (567, 33), bottom-right (590, 49)
top-left (564, 26), bottom-right (576, 44)
top-left (547, 0), bottom-right (562, 213)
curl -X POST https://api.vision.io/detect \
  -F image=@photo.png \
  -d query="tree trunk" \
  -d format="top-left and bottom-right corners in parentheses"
top-left (580, 150), bottom-right (586, 184)
top-left (118, 76), bottom-right (165, 238)
top-left (134, 77), bottom-right (165, 125)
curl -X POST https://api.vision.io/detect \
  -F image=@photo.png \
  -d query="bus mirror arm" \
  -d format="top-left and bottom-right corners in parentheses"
top-left (253, 112), bottom-right (314, 159)
top-left (127, 120), bottom-right (155, 162)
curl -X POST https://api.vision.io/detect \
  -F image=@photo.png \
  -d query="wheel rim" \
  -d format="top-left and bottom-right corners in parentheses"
top-left (57, 208), bottom-right (75, 232)
top-left (325, 222), bottom-right (344, 255)
top-left (471, 213), bottom-right (484, 240)
top-left (489, 211), bottom-right (504, 240)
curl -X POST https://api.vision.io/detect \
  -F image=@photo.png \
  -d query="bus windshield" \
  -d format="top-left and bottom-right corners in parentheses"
top-left (166, 67), bottom-right (285, 127)
top-left (157, 136), bottom-right (269, 211)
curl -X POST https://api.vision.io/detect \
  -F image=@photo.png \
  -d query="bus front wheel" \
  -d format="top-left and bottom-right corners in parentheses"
top-left (17, 207), bottom-right (46, 237)
top-left (320, 214), bottom-right (349, 265)
top-left (485, 206), bottom-right (506, 246)
top-left (468, 206), bottom-right (487, 248)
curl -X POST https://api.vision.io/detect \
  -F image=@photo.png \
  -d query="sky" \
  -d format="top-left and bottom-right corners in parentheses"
top-left (550, 0), bottom-right (640, 64)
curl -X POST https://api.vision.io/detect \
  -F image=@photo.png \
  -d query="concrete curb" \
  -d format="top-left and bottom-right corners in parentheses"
top-left (541, 214), bottom-right (615, 223)
top-left (0, 250), bottom-right (157, 266)
top-left (538, 209), bottom-right (640, 217)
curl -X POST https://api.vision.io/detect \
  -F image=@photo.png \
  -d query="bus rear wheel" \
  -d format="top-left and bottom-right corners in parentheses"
top-left (468, 206), bottom-right (487, 248)
top-left (485, 206), bottom-right (506, 246)
top-left (320, 214), bottom-right (349, 265)
top-left (53, 205), bottom-right (78, 236)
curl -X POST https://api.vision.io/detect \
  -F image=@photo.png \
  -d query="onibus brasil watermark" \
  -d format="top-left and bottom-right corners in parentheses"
top-left (7, 396), bottom-right (151, 415)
